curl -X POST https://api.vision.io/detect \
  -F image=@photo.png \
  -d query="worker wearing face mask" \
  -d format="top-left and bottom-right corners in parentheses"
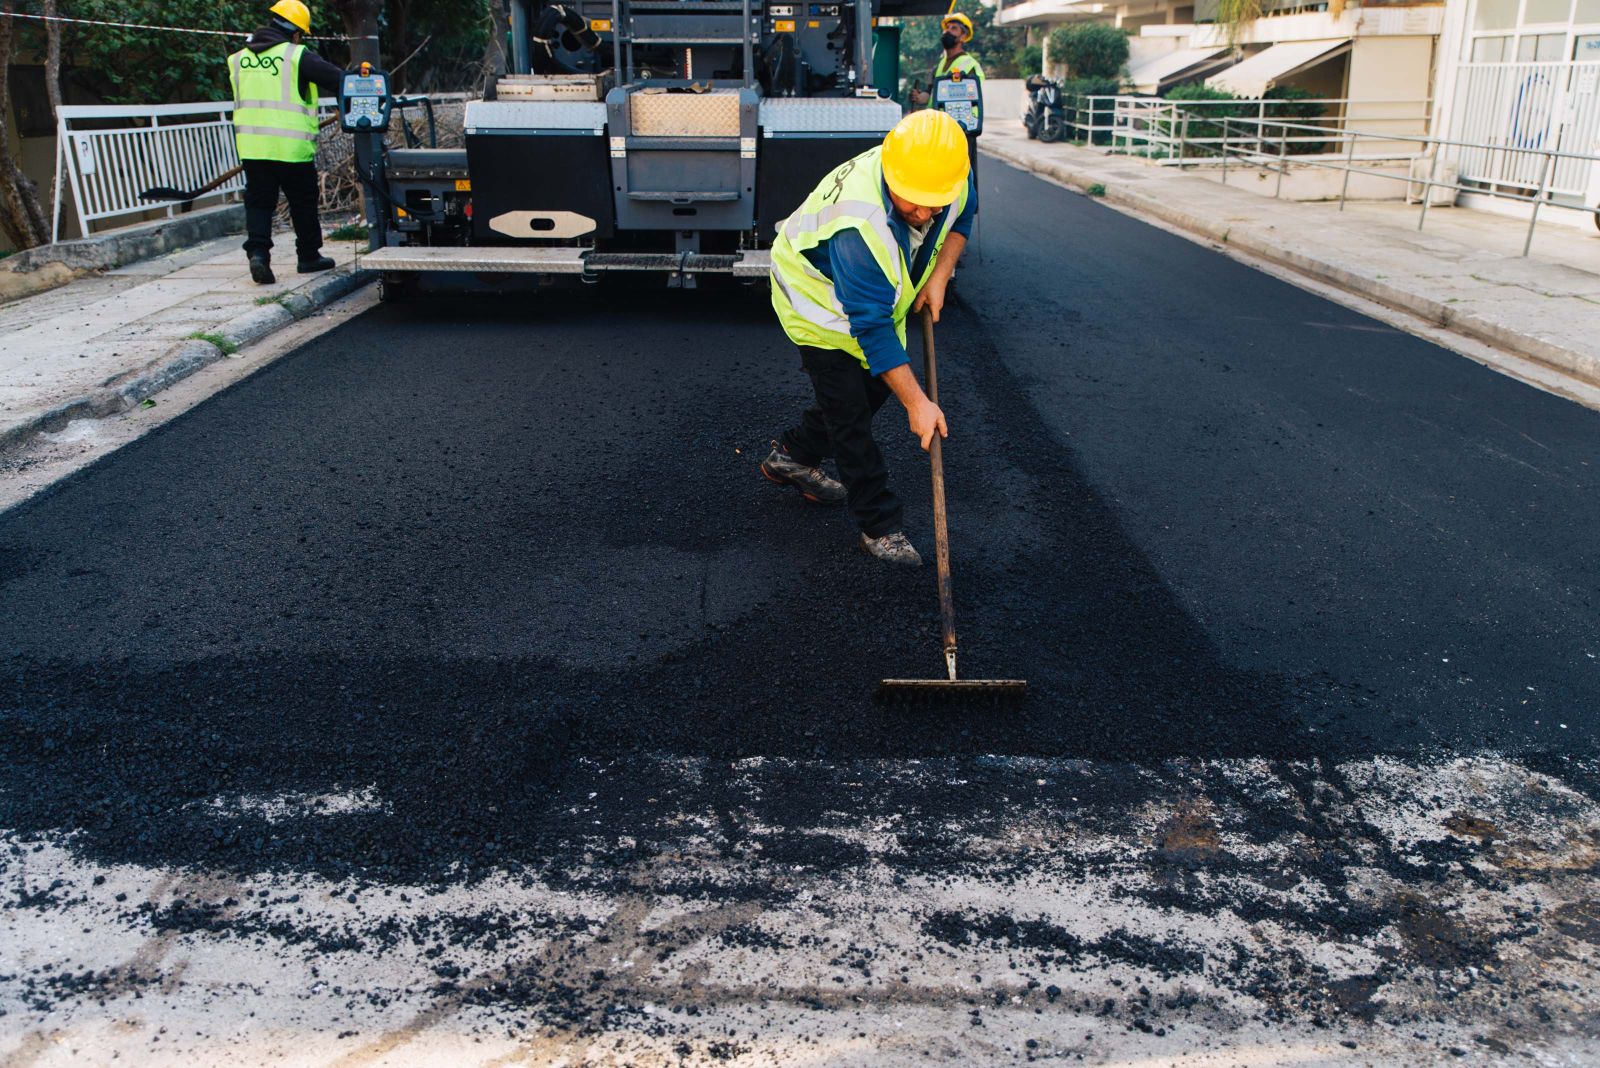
top-left (923, 12), bottom-right (984, 180)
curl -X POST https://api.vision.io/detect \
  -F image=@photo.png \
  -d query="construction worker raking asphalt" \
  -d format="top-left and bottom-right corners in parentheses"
top-left (228, 1), bottom-right (345, 284)
top-left (762, 109), bottom-right (975, 567)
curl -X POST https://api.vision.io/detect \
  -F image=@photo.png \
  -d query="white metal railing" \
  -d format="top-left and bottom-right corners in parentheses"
top-left (53, 101), bottom-right (245, 243)
top-left (1450, 61), bottom-right (1600, 200)
top-left (51, 95), bottom-right (468, 242)
top-left (1174, 115), bottom-right (1600, 255)
top-left (1099, 95), bottom-right (1432, 159)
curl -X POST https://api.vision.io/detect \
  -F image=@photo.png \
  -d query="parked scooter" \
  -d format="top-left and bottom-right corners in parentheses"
top-left (1023, 74), bottom-right (1066, 143)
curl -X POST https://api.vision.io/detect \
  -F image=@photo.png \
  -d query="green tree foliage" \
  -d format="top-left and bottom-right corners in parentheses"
top-left (11, 0), bottom-right (487, 105)
top-left (898, 0), bottom-right (1028, 88)
top-left (1013, 42), bottom-right (1041, 77)
top-left (35, 0), bottom-right (259, 105)
top-left (1210, 0), bottom-right (1264, 49)
top-left (1166, 82), bottom-right (1327, 153)
top-left (1046, 23), bottom-right (1128, 80)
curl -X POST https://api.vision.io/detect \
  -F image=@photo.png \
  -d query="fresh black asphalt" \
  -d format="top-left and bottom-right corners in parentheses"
top-left (2, 157), bottom-right (1598, 890)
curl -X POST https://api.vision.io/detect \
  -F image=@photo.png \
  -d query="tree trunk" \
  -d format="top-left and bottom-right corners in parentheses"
top-left (0, 2), bottom-right (54, 249)
top-left (42, 0), bottom-right (61, 115)
top-left (333, 0), bottom-right (383, 68)
top-left (483, 0), bottom-right (508, 87)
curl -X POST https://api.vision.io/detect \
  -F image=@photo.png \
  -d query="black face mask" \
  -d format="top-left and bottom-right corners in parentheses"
top-left (940, 32), bottom-right (959, 50)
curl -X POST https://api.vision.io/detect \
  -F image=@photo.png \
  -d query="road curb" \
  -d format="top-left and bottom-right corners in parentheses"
top-left (0, 266), bottom-right (371, 456)
top-left (982, 140), bottom-right (1600, 389)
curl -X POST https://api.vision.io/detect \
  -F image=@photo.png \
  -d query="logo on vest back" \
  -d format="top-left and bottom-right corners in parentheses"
top-left (239, 53), bottom-right (284, 76)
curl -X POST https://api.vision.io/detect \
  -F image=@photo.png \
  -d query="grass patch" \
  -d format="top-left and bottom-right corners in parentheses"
top-left (1086, 183), bottom-right (1106, 197)
top-left (253, 293), bottom-right (286, 306)
top-left (186, 331), bottom-right (238, 355)
top-left (328, 223), bottom-right (369, 242)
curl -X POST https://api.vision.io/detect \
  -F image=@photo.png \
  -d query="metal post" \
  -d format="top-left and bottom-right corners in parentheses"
top-left (1417, 147), bottom-right (1440, 231)
top-left (1178, 111), bottom-right (1190, 167)
top-left (611, 0), bottom-right (623, 80)
top-left (1221, 117), bottom-right (1228, 185)
top-left (1523, 150), bottom-right (1553, 257)
top-left (1338, 127), bottom-right (1356, 211)
top-left (1274, 121), bottom-right (1287, 198)
top-left (51, 120), bottom-right (66, 243)
top-left (851, 0), bottom-right (870, 93)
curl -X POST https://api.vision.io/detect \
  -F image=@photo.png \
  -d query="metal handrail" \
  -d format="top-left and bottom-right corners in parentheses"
top-left (1191, 114), bottom-right (1600, 256)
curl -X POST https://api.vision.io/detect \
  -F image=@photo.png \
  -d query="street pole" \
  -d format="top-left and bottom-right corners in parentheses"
top-left (1417, 146), bottom-right (1441, 231)
top-left (1524, 150), bottom-right (1553, 257)
top-left (1338, 127), bottom-right (1356, 211)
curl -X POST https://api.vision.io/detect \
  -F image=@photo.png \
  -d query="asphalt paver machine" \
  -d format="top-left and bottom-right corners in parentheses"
top-left (340, 0), bottom-right (942, 295)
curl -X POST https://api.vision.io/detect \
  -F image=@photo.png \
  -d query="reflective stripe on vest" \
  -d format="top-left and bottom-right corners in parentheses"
top-left (229, 43), bottom-right (318, 163)
top-left (769, 146), bottom-right (967, 367)
top-left (933, 53), bottom-right (984, 80)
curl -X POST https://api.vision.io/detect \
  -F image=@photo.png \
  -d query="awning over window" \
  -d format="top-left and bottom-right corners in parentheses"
top-left (1206, 38), bottom-right (1351, 97)
top-left (1126, 47), bottom-right (1233, 95)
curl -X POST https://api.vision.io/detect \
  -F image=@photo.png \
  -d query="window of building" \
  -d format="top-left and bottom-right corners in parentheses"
top-left (1515, 31), bottom-right (1566, 58)
top-left (1474, 0), bottom-right (1520, 29)
top-left (1576, 32), bottom-right (1600, 57)
top-left (1523, 0), bottom-right (1574, 23)
top-left (1472, 34), bottom-right (1511, 59)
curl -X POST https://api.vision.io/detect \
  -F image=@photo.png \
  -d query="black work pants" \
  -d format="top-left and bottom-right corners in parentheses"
top-left (781, 345), bottom-right (903, 538)
top-left (241, 159), bottom-right (323, 262)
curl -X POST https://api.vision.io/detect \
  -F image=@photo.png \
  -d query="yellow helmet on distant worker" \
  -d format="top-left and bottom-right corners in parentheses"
top-left (880, 109), bottom-right (970, 207)
top-left (269, 0), bottom-right (311, 34)
top-left (941, 12), bottom-right (974, 40)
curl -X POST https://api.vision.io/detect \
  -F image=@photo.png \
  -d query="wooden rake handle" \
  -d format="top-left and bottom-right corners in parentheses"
top-left (920, 307), bottom-right (958, 681)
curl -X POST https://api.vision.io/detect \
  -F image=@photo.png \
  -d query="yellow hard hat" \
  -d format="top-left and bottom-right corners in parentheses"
top-left (880, 109), bottom-right (970, 207)
top-left (269, 0), bottom-right (311, 34)
top-left (941, 12), bottom-right (974, 40)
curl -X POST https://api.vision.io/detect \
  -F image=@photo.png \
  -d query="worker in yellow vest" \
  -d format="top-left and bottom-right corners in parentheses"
top-left (228, 1), bottom-right (345, 284)
top-left (761, 111), bottom-right (974, 567)
top-left (927, 12), bottom-right (984, 178)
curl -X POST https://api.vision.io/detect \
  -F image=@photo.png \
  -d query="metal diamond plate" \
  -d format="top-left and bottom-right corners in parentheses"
top-left (758, 98), bottom-right (902, 134)
top-left (465, 100), bottom-right (607, 132)
top-left (629, 92), bottom-right (742, 137)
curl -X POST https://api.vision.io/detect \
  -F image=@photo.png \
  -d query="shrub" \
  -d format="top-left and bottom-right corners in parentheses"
top-left (1013, 43), bottom-right (1043, 77)
top-left (1047, 24), bottom-right (1129, 80)
top-left (1165, 83), bottom-right (1330, 155)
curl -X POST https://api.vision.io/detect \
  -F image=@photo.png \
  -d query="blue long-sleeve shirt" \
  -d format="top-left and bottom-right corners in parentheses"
top-left (801, 173), bottom-right (977, 376)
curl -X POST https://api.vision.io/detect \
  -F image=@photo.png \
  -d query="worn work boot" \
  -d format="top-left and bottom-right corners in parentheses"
top-left (248, 255), bottom-right (275, 285)
top-left (760, 441), bottom-right (845, 504)
top-left (297, 254), bottom-right (337, 274)
top-left (859, 530), bottom-right (923, 567)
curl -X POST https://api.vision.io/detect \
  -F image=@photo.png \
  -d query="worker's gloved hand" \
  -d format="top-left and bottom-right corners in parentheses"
top-left (908, 397), bottom-right (948, 452)
top-left (913, 276), bottom-right (949, 323)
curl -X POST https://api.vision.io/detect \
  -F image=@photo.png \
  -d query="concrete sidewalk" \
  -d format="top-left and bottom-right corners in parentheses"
top-left (0, 233), bottom-right (368, 453)
top-left (982, 125), bottom-right (1600, 389)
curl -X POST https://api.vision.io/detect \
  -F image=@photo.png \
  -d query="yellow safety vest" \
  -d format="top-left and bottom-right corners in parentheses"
top-left (228, 42), bottom-right (318, 163)
top-left (770, 146), bottom-right (968, 368)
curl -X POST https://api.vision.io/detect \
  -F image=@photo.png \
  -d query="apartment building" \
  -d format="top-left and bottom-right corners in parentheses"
top-left (1435, 0), bottom-right (1600, 221)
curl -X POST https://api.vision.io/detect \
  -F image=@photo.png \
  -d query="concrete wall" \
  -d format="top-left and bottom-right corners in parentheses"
top-left (985, 79), bottom-right (1028, 124)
